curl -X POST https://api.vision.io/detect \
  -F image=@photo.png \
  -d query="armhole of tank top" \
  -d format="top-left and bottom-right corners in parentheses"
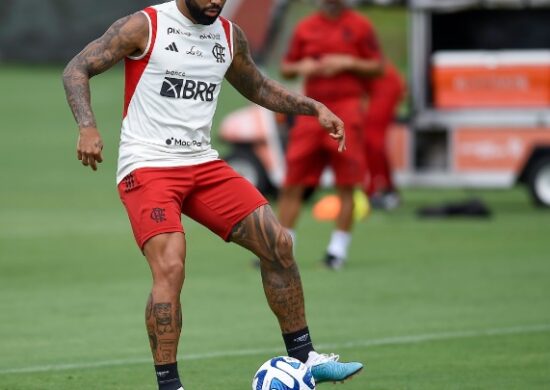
top-left (220, 17), bottom-right (233, 60)
top-left (228, 21), bottom-right (234, 60)
top-left (127, 10), bottom-right (153, 61)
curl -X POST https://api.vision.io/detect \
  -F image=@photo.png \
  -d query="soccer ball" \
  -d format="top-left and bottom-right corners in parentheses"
top-left (252, 356), bottom-right (315, 390)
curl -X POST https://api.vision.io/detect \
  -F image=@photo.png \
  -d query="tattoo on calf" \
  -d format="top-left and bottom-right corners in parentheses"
top-left (231, 207), bottom-right (307, 332)
top-left (158, 339), bottom-right (178, 363)
top-left (146, 293), bottom-right (153, 320)
top-left (145, 295), bottom-right (182, 363)
top-left (148, 331), bottom-right (158, 353)
top-left (176, 305), bottom-right (183, 330)
top-left (154, 303), bottom-right (175, 335)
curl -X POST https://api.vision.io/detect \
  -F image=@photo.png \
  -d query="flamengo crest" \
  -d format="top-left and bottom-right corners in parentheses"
top-left (212, 43), bottom-right (226, 63)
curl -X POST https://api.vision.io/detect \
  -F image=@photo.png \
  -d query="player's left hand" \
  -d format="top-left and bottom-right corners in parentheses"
top-left (317, 105), bottom-right (346, 152)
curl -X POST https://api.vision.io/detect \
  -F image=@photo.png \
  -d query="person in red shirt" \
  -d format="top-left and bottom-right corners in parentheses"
top-left (363, 61), bottom-right (405, 209)
top-left (277, 0), bottom-right (383, 269)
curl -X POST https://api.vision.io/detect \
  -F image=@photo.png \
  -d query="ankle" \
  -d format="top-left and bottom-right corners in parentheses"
top-left (282, 327), bottom-right (314, 363)
top-left (155, 362), bottom-right (183, 390)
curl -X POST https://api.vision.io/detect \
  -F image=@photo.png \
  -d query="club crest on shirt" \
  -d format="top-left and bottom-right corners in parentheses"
top-left (212, 43), bottom-right (226, 63)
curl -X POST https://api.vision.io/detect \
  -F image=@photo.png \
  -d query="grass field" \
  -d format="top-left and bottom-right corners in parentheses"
top-left (1, 61), bottom-right (550, 390)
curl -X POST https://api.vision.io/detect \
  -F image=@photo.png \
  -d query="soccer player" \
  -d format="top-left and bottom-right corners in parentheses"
top-left (363, 61), bottom-right (405, 210)
top-left (277, 0), bottom-right (383, 270)
top-left (62, 0), bottom-right (362, 389)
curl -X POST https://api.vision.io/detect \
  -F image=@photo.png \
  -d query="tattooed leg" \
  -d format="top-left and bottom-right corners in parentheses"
top-left (143, 232), bottom-right (186, 364)
top-left (230, 205), bottom-right (307, 333)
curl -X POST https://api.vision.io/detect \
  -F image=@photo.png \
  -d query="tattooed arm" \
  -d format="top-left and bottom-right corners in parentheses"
top-left (225, 25), bottom-right (346, 152)
top-left (62, 12), bottom-right (148, 170)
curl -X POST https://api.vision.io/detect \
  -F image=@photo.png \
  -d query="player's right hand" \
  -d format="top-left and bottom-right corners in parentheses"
top-left (77, 127), bottom-right (104, 171)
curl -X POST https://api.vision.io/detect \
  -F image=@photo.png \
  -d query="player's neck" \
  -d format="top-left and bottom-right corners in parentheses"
top-left (176, 0), bottom-right (196, 24)
top-left (320, 8), bottom-right (346, 20)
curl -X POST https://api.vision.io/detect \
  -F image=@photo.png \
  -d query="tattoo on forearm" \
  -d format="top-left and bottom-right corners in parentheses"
top-left (62, 14), bottom-right (145, 128)
top-left (226, 26), bottom-right (319, 117)
top-left (62, 66), bottom-right (97, 128)
top-left (230, 206), bottom-right (307, 332)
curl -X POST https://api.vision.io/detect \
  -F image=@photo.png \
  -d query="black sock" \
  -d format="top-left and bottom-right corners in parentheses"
top-left (283, 327), bottom-right (314, 363)
top-left (155, 362), bottom-right (183, 390)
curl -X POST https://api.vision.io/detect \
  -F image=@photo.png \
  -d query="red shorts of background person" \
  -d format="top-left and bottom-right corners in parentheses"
top-left (363, 65), bottom-right (404, 195)
top-left (284, 99), bottom-right (365, 187)
top-left (118, 160), bottom-right (268, 249)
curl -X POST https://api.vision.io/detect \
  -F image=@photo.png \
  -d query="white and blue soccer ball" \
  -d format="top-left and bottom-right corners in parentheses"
top-left (252, 356), bottom-right (315, 390)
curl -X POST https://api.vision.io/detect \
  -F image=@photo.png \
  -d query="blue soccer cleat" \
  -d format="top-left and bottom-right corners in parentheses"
top-left (305, 351), bottom-right (363, 384)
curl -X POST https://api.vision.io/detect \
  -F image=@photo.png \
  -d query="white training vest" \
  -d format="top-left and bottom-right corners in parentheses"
top-left (117, 0), bottom-right (234, 183)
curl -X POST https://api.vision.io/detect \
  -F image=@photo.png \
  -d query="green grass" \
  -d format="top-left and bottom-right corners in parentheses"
top-left (1, 64), bottom-right (550, 390)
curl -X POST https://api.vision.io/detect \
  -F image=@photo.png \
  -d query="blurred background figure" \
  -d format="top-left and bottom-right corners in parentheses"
top-left (363, 61), bottom-right (405, 210)
top-left (276, 0), bottom-right (383, 270)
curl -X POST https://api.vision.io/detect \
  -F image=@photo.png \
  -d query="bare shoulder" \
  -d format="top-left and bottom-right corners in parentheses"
top-left (64, 10), bottom-right (151, 76)
top-left (92, 11), bottom-right (150, 60)
top-left (112, 11), bottom-right (149, 46)
top-left (230, 23), bottom-right (250, 57)
top-left (124, 10), bottom-right (150, 34)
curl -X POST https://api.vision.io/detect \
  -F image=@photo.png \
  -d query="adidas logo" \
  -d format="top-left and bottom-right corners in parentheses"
top-left (165, 42), bottom-right (179, 52)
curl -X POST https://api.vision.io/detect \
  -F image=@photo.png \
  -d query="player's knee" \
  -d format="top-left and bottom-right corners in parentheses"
top-left (273, 228), bottom-right (295, 268)
top-left (152, 250), bottom-right (185, 289)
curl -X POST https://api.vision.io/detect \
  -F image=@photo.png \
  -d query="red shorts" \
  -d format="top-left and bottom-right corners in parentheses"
top-left (118, 160), bottom-right (268, 249)
top-left (284, 99), bottom-right (365, 187)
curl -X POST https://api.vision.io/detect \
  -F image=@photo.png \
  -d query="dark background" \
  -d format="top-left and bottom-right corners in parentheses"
top-left (0, 0), bottom-right (152, 62)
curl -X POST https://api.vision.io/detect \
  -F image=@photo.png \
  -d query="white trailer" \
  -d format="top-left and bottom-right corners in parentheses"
top-left (399, 0), bottom-right (550, 206)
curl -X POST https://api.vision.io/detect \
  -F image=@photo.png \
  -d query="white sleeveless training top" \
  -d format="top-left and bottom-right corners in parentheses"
top-left (117, 1), bottom-right (234, 183)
